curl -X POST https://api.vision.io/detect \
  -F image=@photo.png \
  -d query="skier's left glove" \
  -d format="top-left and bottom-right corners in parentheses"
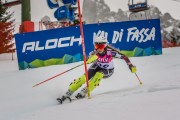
top-left (128, 64), bottom-right (137, 73)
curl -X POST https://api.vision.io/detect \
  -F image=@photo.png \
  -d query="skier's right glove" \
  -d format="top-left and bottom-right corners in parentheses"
top-left (86, 55), bottom-right (98, 64)
top-left (128, 64), bottom-right (137, 73)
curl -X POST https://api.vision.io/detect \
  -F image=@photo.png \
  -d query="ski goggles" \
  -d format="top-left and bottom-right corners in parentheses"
top-left (94, 43), bottom-right (106, 50)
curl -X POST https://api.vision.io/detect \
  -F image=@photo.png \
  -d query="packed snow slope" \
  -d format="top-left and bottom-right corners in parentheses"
top-left (0, 47), bottom-right (180, 120)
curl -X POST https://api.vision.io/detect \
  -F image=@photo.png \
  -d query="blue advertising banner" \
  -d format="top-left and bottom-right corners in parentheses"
top-left (15, 19), bottom-right (162, 70)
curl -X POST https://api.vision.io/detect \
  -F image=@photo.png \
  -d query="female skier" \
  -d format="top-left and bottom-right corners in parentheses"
top-left (57, 36), bottom-right (136, 103)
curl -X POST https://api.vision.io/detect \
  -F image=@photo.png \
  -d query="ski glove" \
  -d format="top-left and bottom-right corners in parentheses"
top-left (129, 64), bottom-right (137, 73)
top-left (86, 55), bottom-right (98, 64)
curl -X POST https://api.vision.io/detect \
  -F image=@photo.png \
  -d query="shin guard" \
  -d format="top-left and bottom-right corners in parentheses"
top-left (68, 75), bottom-right (86, 92)
top-left (89, 72), bottom-right (104, 92)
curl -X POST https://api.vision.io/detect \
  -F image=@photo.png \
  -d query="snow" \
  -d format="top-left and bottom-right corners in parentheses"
top-left (0, 47), bottom-right (180, 120)
top-left (164, 26), bottom-right (173, 33)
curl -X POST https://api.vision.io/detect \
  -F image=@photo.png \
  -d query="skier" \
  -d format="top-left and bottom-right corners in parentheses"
top-left (57, 36), bottom-right (137, 103)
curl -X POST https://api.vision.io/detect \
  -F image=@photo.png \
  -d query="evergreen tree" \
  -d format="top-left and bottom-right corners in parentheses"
top-left (0, 1), bottom-right (15, 54)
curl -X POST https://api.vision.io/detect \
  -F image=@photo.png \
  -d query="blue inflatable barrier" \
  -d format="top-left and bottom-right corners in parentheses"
top-left (62, 0), bottom-right (77, 5)
top-left (47, 0), bottom-right (59, 9)
top-left (47, 0), bottom-right (77, 9)
top-left (69, 9), bottom-right (75, 21)
top-left (54, 6), bottom-right (70, 20)
top-left (47, 0), bottom-right (77, 21)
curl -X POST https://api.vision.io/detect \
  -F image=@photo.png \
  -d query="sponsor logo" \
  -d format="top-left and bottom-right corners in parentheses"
top-left (127, 27), bottom-right (155, 43)
top-left (94, 27), bottom-right (156, 44)
top-left (22, 36), bottom-right (81, 53)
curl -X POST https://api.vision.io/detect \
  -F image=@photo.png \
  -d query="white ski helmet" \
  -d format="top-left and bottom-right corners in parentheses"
top-left (93, 36), bottom-right (108, 46)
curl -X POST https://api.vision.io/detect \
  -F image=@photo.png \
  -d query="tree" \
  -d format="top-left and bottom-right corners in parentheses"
top-left (166, 27), bottom-right (180, 45)
top-left (0, 1), bottom-right (15, 54)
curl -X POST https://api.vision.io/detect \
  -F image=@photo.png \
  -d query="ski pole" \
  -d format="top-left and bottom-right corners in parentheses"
top-left (108, 45), bottom-right (143, 85)
top-left (135, 73), bottom-right (143, 85)
top-left (32, 63), bottom-right (84, 87)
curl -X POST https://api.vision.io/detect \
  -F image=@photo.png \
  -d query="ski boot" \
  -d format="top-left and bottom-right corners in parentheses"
top-left (57, 89), bottom-right (73, 104)
top-left (75, 87), bottom-right (87, 99)
top-left (57, 74), bottom-right (86, 104)
top-left (75, 72), bottom-right (104, 99)
top-left (57, 96), bottom-right (72, 104)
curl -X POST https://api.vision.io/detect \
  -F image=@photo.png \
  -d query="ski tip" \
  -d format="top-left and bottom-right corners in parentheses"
top-left (57, 97), bottom-right (72, 104)
top-left (57, 98), bottom-right (63, 104)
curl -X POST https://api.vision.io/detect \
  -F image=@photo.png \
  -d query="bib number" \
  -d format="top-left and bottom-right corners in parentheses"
top-left (97, 63), bottom-right (109, 69)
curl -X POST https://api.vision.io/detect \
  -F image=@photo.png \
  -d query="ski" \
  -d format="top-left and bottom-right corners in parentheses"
top-left (57, 95), bottom-right (86, 104)
top-left (57, 96), bottom-right (72, 104)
